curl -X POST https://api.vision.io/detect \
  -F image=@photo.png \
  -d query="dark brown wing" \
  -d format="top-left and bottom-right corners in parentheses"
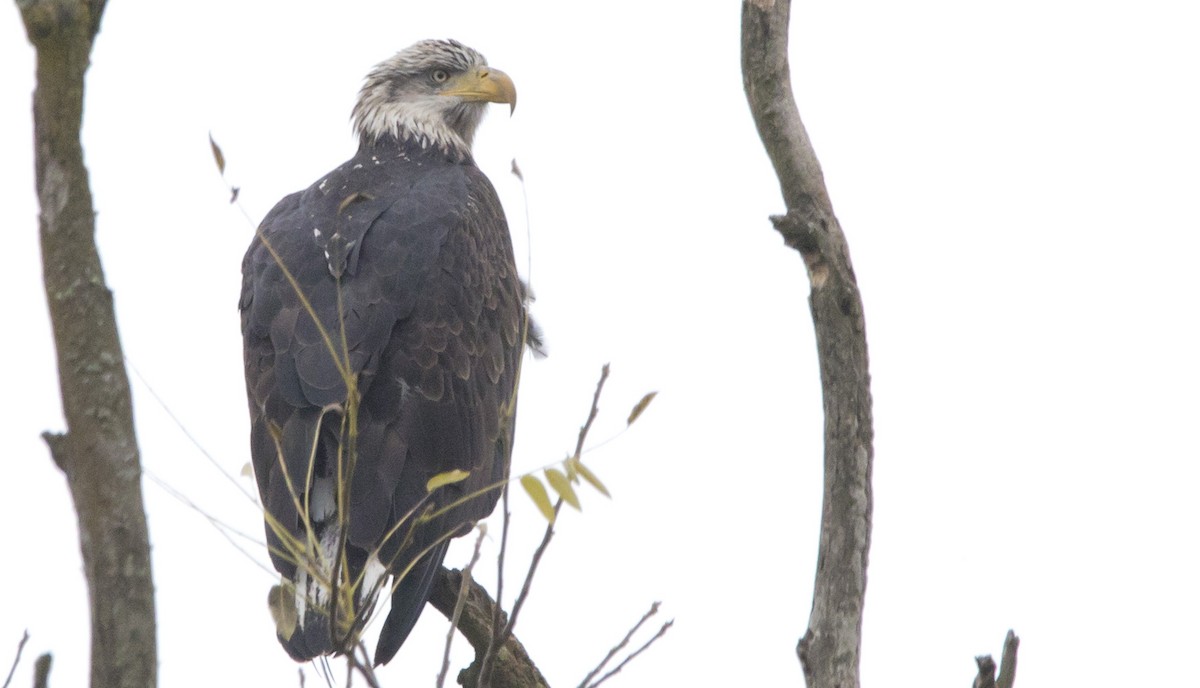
top-left (240, 141), bottom-right (524, 663)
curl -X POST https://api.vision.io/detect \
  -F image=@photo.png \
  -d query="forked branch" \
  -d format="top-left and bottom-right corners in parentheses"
top-left (973, 631), bottom-right (1019, 688)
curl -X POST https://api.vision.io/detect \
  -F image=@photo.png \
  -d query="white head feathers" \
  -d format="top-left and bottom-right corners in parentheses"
top-left (352, 39), bottom-right (495, 156)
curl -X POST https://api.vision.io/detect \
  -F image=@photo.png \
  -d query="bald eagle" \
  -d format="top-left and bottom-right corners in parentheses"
top-left (240, 39), bottom-right (529, 666)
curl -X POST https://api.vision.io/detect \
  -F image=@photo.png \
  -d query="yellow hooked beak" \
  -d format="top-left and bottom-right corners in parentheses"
top-left (440, 66), bottom-right (517, 114)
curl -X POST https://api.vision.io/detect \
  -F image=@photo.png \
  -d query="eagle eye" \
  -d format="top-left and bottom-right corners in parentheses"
top-left (430, 69), bottom-right (450, 84)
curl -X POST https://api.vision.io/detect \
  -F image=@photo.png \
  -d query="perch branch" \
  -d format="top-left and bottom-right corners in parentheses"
top-left (429, 568), bottom-right (549, 688)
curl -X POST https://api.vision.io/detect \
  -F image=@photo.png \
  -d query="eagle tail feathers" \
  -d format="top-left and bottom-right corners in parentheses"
top-left (373, 539), bottom-right (451, 666)
top-left (277, 530), bottom-right (389, 661)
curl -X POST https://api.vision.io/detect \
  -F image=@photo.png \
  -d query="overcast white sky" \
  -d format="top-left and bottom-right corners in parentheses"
top-left (3, 1), bottom-right (1199, 686)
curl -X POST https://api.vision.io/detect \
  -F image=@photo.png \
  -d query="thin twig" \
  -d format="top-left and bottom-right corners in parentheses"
top-left (1, 631), bottom-right (29, 688)
top-left (513, 366), bottom-right (613, 627)
top-left (438, 527), bottom-right (488, 688)
top-left (577, 603), bottom-right (660, 688)
top-left (478, 364), bottom-right (610, 686)
top-left (510, 158), bottom-right (534, 295)
top-left (573, 364), bottom-right (610, 460)
top-left (587, 619), bottom-right (673, 688)
top-left (342, 643), bottom-right (380, 688)
top-left (490, 486), bottom-right (511, 654)
top-left (507, 363), bottom-right (610, 632)
top-left (127, 361), bottom-right (259, 504)
top-left (143, 472), bottom-right (276, 578)
top-left (316, 657), bottom-right (335, 688)
top-left (501, 500), bottom-right (560, 642)
top-left (478, 498), bottom-right (557, 686)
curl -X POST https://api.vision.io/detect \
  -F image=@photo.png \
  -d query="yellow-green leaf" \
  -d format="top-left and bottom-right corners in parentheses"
top-left (520, 474), bottom-right (556, 522)
top-left (575, 460), bottom-right (611, 498)
top-left (268, 583), bottom-right (297, 639)
top-left (545, 468), bottom-right (581, 511)
top-left (426, 469), bottom-right (470, 493)
top-left (627, 391), bottom-right (658, 426)
top-left (240, 461), bottom-right (254, 479)
top-left (564, 455), bottom-right (579, 482)
top-left (209, 132), bottom-right (226, 174)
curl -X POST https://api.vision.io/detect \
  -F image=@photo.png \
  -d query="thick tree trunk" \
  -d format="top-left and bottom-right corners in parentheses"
top-left (18, 1), bottom-right (158, 687)
top-left (741, 1), bottom-right (875, 687)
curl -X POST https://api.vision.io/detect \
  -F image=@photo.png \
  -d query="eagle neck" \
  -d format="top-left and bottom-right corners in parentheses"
top-left (357, 133), bottom-right (474, 166)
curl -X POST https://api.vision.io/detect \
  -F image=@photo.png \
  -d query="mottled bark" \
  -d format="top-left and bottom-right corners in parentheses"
top-left (973, 631), bottom-right (1019, 688)
top-left (429, 568), bottom-right (550, 688)
top-left (34, 653), bottom-right (53, 688)
top-left (17, 1), bottom-right (157, 687)
top-left (741, 1), bottom-right (874, 687)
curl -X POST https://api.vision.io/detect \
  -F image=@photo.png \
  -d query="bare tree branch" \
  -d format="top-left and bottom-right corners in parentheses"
top-left (974, 630), bottom-right (1020, 688)
top-left (428, 568), bottom-right (549, 688)
top-left (343, 643), bottom-right (381, 688)
top-left (17, 2), bottom-right (156, 687)
top-left (585, 620), bottom-right (671, 688)
top-left (32, 655), bottom-right (51, 688)
top-left (578, 603), bottom-right (672, 688)
top-left (577, 604), bottom-right (657, 688)
top-left (973, 656), bottom-right (996, 688)
top-left (438, 528), bottom-right (488, 688)
top-left (2, 631), bottom-right (29, 688)
top-left (474, 364), bottom-right (609, 686)
top-left (741, 2), bottom-right (874, 687)
top-left (997, 630), bottom-right (1019, 688)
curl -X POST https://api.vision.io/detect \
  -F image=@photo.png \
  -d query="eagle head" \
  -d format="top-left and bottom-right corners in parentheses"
top-left (351, 39), bottom-right (516, 157)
